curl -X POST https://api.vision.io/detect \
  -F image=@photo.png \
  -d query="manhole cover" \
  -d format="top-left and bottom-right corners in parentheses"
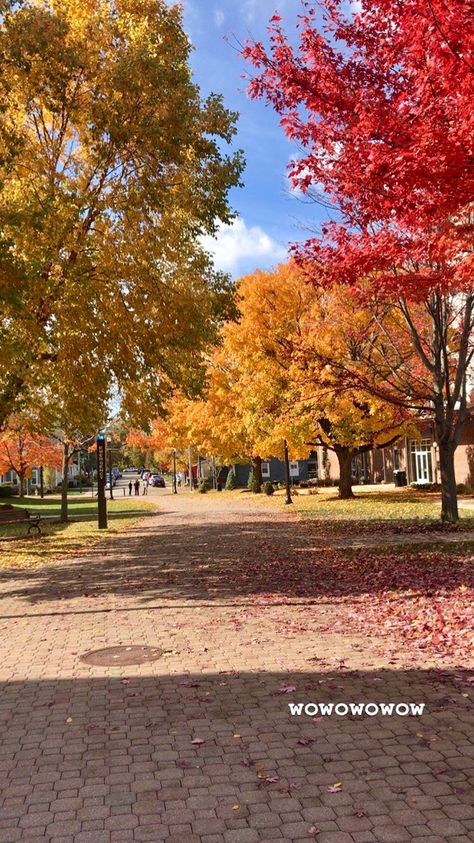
top-left (81, 645), bottom-right (163, 666)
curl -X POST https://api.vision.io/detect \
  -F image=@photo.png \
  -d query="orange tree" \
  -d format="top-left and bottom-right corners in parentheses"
top-left (0, 424), bottom-right (62, 497)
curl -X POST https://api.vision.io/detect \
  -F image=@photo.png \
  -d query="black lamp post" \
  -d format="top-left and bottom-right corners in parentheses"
top-left (97, 433), bottom-right (108, 529)
top-left (284, 439), bottom-right (293, 505)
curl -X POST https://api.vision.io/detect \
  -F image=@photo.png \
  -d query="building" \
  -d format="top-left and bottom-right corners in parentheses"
top-left (0, 461), bottom-right (80, 492)
top-left (225, 417), bottom-right (474, 488)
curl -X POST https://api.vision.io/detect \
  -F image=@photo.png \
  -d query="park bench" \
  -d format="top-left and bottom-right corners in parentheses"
top-left (0, 506), bottom-right (42, 536)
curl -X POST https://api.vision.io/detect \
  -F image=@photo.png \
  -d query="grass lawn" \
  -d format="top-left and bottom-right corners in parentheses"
top-left (0, 496), bottom-right (157, 568)
top-left (227, 486), bottom-right (474, 535)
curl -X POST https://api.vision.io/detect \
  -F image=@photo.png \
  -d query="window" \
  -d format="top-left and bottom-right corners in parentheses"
top-left (307, 459), bottom-right (318, 479)
top-left (393, 447), bottom-right (401, 471)
top-left (261, 462), bottom-right (270, 478)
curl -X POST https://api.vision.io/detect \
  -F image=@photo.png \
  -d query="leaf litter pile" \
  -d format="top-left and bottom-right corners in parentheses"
top-left (248, 541), bottom-right (474, 665)
top-left (195, 535), bottom-right (474, 665)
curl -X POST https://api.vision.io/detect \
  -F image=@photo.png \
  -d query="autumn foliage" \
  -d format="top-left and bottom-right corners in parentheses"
top-left (0, 427), bottom-right (62, 497)
top-left (244, 0), bottom-right (474, 521)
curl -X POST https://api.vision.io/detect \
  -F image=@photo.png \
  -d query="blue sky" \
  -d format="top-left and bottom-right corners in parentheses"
top-left (183, 0), bottom-right (325, 278)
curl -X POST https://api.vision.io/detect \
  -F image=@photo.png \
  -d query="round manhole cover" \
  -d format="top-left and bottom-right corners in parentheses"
top-left (81, 645), bottom-right (163, 666)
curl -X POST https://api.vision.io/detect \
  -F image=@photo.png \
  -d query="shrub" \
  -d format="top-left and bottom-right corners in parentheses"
top-left (225, 467), bottom-right (237, 490)
top-left (316, 478), bottom-right (339, 487)
top-left (456, 483), bottom-right (473, 495)
top-left (198, 478), bottom-right (212, 494)
top-left (0, 484), bottom-right (18, 498)
top-left (263, 480), bottom-right (274, 496)
top-left (247, 468), bottom-right (261, 493)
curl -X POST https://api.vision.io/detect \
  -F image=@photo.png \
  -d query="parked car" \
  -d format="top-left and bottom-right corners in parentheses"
top-left (151, 475), bottom-right (165, 488)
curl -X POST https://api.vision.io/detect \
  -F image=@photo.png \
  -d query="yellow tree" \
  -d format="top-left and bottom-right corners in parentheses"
top-left (137, 264), bottom-right (416, 497)
top-left (230, 263), bottom-right (416, 498)
top-left (0, 0), bottom-right (242, 429)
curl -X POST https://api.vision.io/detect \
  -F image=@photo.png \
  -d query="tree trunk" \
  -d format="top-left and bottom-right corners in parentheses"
top-left (251, 456), bottom-right (263, 492)
top-left (335, 447), bottom-right (354, 499)
top-left (18, 471), bottom-right (25, 498)
top-left (439, 441), bottom-right (458, 523)
top-left (61, 443), bottom-right (70, 524)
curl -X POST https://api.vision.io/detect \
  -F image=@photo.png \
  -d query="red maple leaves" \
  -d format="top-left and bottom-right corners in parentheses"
top-left (243, 0), bottom-right (474, 297)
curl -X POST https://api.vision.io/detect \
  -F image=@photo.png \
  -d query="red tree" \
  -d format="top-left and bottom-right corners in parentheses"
top-left (244, 0), bottom-right (474, 521)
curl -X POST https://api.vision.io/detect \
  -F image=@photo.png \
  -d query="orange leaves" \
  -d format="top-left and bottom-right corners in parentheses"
top-left (0, 427), bottom-right (62, 478)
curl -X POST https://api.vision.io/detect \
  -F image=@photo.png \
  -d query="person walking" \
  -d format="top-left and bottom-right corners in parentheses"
top-left (128, 480), bottom-right (133, 496)
top-left (134, 478), bottom-right (140, 496)
top-left (143, 478), bottom-right (148, 495)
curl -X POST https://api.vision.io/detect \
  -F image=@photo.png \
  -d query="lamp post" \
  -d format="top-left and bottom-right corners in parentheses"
top-left (97, 433), bottom-right (108, 529)
top-left (173, 449), bottom-right (177, 494)
top-left (284, 439), bottom-right (293, 505)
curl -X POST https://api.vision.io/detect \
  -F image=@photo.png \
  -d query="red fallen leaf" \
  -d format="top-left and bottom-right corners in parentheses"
top-left (308, 826), bottom-right (320, 835)
top-left (277, 684), bottom-right (296, 694)
top-left (191, 738), bottom-right (205, 745)
top-left (297, 738), bottom-right (315, 746)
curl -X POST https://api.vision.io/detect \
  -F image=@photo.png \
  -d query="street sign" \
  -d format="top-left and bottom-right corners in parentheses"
top-left (97, 433), bottom-right (107, 529)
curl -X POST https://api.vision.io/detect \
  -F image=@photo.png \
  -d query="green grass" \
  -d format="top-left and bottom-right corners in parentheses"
top-left (0, 496), bottom-right (157, 568)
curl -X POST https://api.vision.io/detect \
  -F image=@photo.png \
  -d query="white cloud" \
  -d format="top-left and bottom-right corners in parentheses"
top-left (201, 218), bottom-right (287, 276)
top-left (214, 7), bottom-right (225, 27)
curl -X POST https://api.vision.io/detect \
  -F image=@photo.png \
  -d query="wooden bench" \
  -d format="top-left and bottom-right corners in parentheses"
top-left (0, 507), bottom-right (42, 536)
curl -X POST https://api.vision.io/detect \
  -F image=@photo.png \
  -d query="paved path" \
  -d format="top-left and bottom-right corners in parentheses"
top-left (0, 492), bottom-right (473, 843)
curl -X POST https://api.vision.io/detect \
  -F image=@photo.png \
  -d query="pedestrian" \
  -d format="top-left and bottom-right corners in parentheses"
top-left (143, 478), bottom-right (148, 495)
top-left (134, 479), bottom-right (140, 496)
top-left (128, 480), bottom-right (133, 496)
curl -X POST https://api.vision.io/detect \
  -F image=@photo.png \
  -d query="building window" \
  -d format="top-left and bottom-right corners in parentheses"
top-left (393, 447), bottom-right (401, 471)
top-left (410, 439), bottom-right (433, 484)
top-left (307, 458), bottom-right (318, 479)
top-left (261, 462), bottom-right (270, 478)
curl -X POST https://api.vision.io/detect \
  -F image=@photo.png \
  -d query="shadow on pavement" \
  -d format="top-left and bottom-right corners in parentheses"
top-left (0, 515), bottom-right (472, 606)
top-left (0, 667), bottom-right (473, 842)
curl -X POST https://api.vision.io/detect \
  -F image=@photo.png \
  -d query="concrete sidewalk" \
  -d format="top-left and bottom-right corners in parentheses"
top-left (0, 492), bottom-right (473, 843)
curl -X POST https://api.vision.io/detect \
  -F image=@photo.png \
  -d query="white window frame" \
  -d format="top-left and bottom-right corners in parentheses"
top-left (261, 461), bottom-right (271, 478)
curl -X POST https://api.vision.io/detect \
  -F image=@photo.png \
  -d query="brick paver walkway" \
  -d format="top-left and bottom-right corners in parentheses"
top-left (0, 492), bottom-right (473, 843)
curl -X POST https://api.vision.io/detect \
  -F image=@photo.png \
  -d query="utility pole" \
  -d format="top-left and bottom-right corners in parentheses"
top-left (173, 449), bottom-right (177, 494)
top-left (284, 439), bottom-right (293, 505)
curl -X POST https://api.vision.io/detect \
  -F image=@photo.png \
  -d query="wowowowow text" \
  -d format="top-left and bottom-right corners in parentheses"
top-left (288, 703), bottom-right (425, 717)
